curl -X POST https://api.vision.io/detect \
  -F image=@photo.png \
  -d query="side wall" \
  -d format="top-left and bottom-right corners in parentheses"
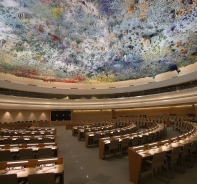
top-left (0, 105), bottom-right (196, 123)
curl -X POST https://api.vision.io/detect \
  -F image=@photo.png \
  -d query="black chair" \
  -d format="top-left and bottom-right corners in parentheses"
top-left (41, 138), bottom-right (52, 143)
top-left (92, 133), bottom-right (101, 146)
top-left (141, 151), bottom-right (169, 183)
top-left (18, 149), bottom-right (35, 160)
top-left (0, 174), bottom-right (26, 184)
top-left (106, 139), bottom-right (119, 160)
top-left (166, 146), bottom-right (182, 178)
top-left (3, 138), bottom-right (14, 144)
top-left (0, 150), bottom-right (13, 161)
top-left (15, 139), bottom-right (26, 144)
top-left (28, 139), bottom-right (39, 143)
top-left (28, 173), bottom-right (60, 184)
top-left (180, 142), bottom-right (192, 170)
top-left (36, 148), bottom-right (53, 158)
top-left (131, 136), bottom-right (139, 147)
top-left (120, 138), bottom-right (130, 158)
top-left (189, 140), bottom-right (197, 162)
top-left (140, 135), bottom-right (147, 145)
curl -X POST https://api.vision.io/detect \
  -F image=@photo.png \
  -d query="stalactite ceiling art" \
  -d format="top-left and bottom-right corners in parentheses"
top-left (0, 0), bottom-right (197, 83)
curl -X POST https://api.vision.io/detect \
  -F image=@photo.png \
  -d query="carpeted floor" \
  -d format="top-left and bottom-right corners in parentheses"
top-left (55, 126), bottom-right (197, 184)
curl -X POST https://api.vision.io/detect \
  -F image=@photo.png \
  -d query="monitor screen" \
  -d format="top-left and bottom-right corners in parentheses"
top-left (51, 110), bottom-right (71, 121)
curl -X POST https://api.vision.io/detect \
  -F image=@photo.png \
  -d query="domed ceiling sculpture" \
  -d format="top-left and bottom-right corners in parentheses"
top-left (0, 0), bottom-right (197, 84)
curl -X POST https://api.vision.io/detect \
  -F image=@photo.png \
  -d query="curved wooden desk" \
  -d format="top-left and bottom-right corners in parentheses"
top-left (99, 123), bottom-right (165, 159)
top-left (128, 122), bottom-right (196, 184)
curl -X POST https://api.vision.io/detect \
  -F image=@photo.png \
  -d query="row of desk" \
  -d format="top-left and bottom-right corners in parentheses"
top-left (0, 142), bottom-right (58, 158)
top-left (85, 124), bottom-right (137, 148)
top-left (76, 125), bottom-right (115, 141)
top-left (0, 129), bottom-right (56, 136)
top-left (0, 135), bottom-right (55, 144)
top-left (0, 157), bottom-right (64, 184)
top-left (99, 123), bottom-right (165, 159)
top-left (128, 122), bottom-right (196, 184)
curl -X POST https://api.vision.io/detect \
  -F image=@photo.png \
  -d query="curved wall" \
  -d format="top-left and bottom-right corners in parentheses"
top-left (0, 63), bottom-right (197, 95)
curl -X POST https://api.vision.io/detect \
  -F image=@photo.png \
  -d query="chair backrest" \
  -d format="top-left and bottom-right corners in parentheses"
top-left (104, 132), bottom-right (110, 137)
top-left (0, 174), bottom-right (18, 184)
top-left (19, 149), bottom-right (34, 160)
top-left (28, 138), bottom-right (39, 143)
top-left (42, 138), bottom-right (52, 143)
top-left (132, 136), bottom-right (139, 146)
top-left (16, 138), bottom-right (26, 144)
top-left (37, 148), bottom-right (52, 158)
top-left (182, 143), bottom-right (191, 155)
top-left (94, 133), bottom-right (101, 141)
top-left (3, 138), bottom-right (13, 144)
top-left (190, 140), bottom-right (197, 152)
top-left (148, 133), bottom-right (153, 142)
top-left (28, 173), bottom-right (55, 184)
top-left (0, 150), bottom-right (13, 161)
top-left (170, 146), bottom-right (182, 161)
top-left (109, 139), bottom-right (119, 150)
top-left (121, 138), bottom-right (129, 148)
top-left (140, 135), bottom-right (147, 144)
top-left (151, 151), bottom-right (166, 169)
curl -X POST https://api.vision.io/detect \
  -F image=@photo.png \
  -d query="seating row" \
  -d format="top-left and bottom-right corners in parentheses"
top-left (0, 157), bottom-right (64, 184)
top-left (0, 142), bottom-right (58, 161)
top-left (99, 123), bottom-right (165, 159)
top-left (128, 121), bottom-right (196, 184)
top-left (85, 123), bottom-right (137, 148)
top-left (0, 135), bottom-right (55, 145)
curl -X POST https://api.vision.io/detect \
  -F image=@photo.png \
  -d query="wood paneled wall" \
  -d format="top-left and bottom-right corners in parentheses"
top-left (0, 105), bottom-right (196, 123)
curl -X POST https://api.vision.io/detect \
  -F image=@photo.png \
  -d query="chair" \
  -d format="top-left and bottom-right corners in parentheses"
top-left (18, 149), bottom-right (35, 160)
top-left (131, 136), bottom-right (139, 147)
top-left (189, 140), bottom-right (197, 162)
top-left (0, 174), bottom-right (26, 184)
top-left (0, 150), bottom-right (13, 161)
top-left (41, 138), bottom-right (52, 143)
top-left (91, 133), bottom-right (101, 146)
top-left (36, 148), bottom-right (53, 158)
top-left (28, 173), bottom-right (60, 184)
top-left (148, 133), bottom-right (153, 143)
top-left (3, 138), bottom-right (14, 144)
top-left (166, 146), bottom-right (182, 178)
top-left (103, 132), bottom-right (110, 137)
top-left (120, 138), bottom-right (130, 158)
top-left (106, 139), bottom-right (119, 160)
top-left (141, 151), bottom-right (169, 183)
top-left (140, 135), bottom-right (147, 145)
top-left (28, 138), bottom-right (39, 143)
top-left (16, 138), bottom-right (26, 144)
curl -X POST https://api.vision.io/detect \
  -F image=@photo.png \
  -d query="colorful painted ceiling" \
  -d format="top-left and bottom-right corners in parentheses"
top-left (0, 0), bottom-right (197, 84)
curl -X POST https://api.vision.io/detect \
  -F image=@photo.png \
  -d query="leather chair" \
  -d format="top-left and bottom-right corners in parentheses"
top-left (141, 151), bottom-right (169, 183)
top-left (28, 173), bottom-right (60, 184)
top-left (0, 174), bottom-right (26, 184)
top-left (36, 148), bottom-right (53, 158)
top-left (0, 150), bottom-right (13, 161)
top-left (18, 149), bottom-right (35, 160)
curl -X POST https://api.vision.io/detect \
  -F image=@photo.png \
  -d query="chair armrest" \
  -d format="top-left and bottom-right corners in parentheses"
top-left (55, 176), bottom-right (61, 184)
top-left (19, 179), bottom-right (27, 184)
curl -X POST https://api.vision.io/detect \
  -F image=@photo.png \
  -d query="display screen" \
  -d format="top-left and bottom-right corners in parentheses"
top-left (51, 111), bottom-right (71, 121)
